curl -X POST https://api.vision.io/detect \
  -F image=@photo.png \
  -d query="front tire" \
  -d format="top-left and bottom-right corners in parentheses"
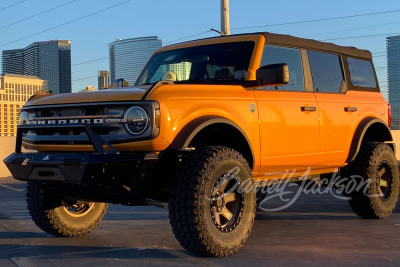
top-left (27, 182), bottom-right (108, 237)
top-left (343, 142), bottom-right (399, 219)
top-left (169, 147), bottom-right (256, 257)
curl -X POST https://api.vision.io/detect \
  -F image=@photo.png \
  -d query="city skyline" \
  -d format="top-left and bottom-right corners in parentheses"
top-left (0, 1), bottom-right (399, 95)
top-left (2, 40), bottom-right (71, 94)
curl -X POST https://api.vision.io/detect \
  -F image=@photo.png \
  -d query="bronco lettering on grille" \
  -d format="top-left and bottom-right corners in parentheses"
top-left (35, 118), bottom-right (105, 124)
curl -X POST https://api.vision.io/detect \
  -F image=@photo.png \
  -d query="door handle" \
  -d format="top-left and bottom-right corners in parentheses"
top-left (344, 106), bottom-right (357, 112)
top-left (301, 106), bottom-right (317, 112)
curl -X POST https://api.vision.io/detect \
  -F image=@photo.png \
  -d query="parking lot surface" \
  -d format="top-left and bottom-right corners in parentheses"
top-left (0, 177), bottom-right (399, 266)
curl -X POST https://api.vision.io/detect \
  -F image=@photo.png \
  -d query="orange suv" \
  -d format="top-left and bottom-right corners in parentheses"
top-left (4, 32), bottom-right (398, 257)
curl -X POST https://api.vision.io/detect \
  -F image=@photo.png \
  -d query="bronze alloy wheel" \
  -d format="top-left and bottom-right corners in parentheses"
top-left (376, 160), bottom-right (393, 201)
top-left (62, 201), bottom-right (95, 218)
top-left (27, 181), bottom-right (108, 237)
top-left (169, 146), bottom-right (256, 257)
top-left (344, 142), bottom-right (399, 219)
top-left (210, 173), bottom-right (244, 232)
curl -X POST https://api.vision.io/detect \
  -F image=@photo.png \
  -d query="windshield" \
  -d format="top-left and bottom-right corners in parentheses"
top-left (136, 41), bottom-right (255, 85)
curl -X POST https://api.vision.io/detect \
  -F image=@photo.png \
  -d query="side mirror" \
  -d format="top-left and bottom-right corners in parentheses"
top-left (256, 63), bottom-right (289, 86)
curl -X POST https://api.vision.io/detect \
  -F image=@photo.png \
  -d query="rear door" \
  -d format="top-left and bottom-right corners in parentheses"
top-left (307, 51), bottom-right (360, 166)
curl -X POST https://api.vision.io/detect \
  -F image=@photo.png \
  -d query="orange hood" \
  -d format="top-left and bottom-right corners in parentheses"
top-left (24, 86), bottom-right (151, 107)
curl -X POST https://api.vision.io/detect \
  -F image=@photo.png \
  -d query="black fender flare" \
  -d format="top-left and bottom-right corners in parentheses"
top-left (346, 117), bottom-right (393, 163)
top-left (168, 115), bottom-right (254, 167)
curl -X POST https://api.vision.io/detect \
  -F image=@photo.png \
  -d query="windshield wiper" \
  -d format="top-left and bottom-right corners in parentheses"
top-left (140, 82), bottom-right (155, 85)
top-left (176, 79), bottom-right (207, 84)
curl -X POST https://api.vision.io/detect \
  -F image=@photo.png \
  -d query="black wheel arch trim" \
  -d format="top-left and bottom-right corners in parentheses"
top-left (346, 117), bottom-right (393, 163)
top-left (168, 116), bottom-right (255, 168)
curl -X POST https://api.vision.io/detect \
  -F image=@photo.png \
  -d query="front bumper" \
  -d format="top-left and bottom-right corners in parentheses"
top-left (3, 123), bottom-right (158, 184)
top-left (4, 152), bottom-right (158, 184)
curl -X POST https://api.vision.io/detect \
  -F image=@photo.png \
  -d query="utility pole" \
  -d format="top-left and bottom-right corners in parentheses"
top-left (221, 0), bottom-right (230, 35)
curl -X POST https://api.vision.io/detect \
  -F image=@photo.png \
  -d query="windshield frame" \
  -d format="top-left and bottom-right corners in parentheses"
top-left (135, 34), bottom-right (264, 86)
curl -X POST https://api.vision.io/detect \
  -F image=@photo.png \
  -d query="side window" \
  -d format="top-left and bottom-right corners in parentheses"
top-left (260, 45), bottom-right (305, 91)
top-left (347, 58), bottom-right (377, 88)
top-left (308, 51), bottom-right (344, 93)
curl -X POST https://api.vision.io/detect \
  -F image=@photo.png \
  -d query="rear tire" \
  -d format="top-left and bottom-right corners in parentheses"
top-left (169, 146), bottom-right (256, 257)
top-left (343, 142), bottom-right (399, 219)
top-left (27, 182), bottom-right (108, 237)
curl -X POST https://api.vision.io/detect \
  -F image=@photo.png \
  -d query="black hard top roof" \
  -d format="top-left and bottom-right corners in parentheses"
top-left (262, 32), bottom-right (372, 59)
top-left (162, 32), bottom-right (372, 59)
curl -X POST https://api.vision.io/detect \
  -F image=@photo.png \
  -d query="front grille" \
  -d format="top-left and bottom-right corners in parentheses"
top-left (20, 101), bottom-right (156, 146)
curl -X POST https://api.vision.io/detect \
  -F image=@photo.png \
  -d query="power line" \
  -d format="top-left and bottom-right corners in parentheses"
top-left (231, 8), bottom-right (400, 31)
top-left (72, 9), bottom-right (400, 81)
top-left (73, 30), bottom-right (212, 68)
top-left (169, 10), bottom-right (400, 45)
top-left (0, 0), bottom-right (78, 31)
top-left (72, 75), bottom-right (98, 82)
top-left (72, 57), bottom-right (108, 66)
top-left (0, 0), bottom-right (131, 48)
top-left (0, 0), bottom-right (27, 12)
top-left (72, 31), bottom-right (212, 68)
top-left (322, 32), bottom-right (400, 41)
top-left (306, 20), bottom-right (400, 39)
top-left (164, 30), bottom-right (212, 45)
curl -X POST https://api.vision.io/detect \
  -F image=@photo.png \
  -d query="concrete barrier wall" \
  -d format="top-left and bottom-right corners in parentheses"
top-left (0, 136), bottom-right (16, 178)
top-left (2, 130), bottom-right (400, 178)
top-left (391, 130), bottom-right (400, 159)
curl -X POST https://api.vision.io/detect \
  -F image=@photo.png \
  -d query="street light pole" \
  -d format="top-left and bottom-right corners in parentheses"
top-left (221, 0), bottom-right (230, 35)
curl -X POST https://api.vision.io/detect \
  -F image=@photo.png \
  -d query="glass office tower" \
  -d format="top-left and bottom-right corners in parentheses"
top-left (387, 35), bottom-right (400, 129)
top-left (109, 36), bottom-right (162, 86)
top-left (2, 40), bottom-right (71, 94)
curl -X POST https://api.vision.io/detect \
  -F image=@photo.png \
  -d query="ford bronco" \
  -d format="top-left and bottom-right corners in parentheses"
top-left (4, 32), bottom-right (399, 257)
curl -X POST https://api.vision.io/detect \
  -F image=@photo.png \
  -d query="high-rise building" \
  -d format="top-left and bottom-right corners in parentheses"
top-left (98, 70), bottom-right (110, 90)
top-left (0, 73), bottom-right (47, 136)
top-left (2, 40), bottom-right (71, 94)
top-left (109, 36), bottom-right (162, 86)
top-left (387, 35), bottom-right (400, 129)
top-left (2, 49), bottom-right (24, 74)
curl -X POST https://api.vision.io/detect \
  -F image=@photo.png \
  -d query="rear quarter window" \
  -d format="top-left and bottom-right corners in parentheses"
top-left (347, 58), bottom-right (377, 88)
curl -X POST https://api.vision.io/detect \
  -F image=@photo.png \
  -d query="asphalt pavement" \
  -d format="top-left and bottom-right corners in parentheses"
top-left (0, 176), bottom-right (399, 267)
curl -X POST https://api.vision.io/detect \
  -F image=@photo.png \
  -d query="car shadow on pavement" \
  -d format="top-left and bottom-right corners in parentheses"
top-left (0, 244), bottom-right (186, 259)
top-left (255, 212), bottom-right (359, 221)
top-left (0, 231), bottom-right (49, 239)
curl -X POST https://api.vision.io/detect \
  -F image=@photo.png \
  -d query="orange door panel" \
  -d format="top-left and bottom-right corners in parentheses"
top-left (315, 92), bottom-right (360, 165)
top-left (254, 91), bottom-right (319, 176)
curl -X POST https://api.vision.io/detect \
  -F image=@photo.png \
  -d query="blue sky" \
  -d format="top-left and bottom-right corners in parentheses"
top-left (1, 0), bottom-right (400, 98)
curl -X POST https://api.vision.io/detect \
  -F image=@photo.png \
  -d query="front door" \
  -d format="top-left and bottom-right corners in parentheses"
top-left (255, 45), bottom-right (320, 179)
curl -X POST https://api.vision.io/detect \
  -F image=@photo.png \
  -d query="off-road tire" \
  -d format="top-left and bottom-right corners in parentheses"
top-left (169, 146), bottom-right (256, 257)
top-left (343, 142), bottom-right (399, 219)
top-left (27, 181), bottom-right (108, 237)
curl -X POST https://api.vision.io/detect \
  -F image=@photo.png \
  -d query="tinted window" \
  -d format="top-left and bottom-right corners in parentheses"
top-left (308, 51), bottom-right (344, 93)
top-left (136, 41), bottom-right (255, 85)
top-left (260, 46), bottom-right (305, 91)
top-left (347, 58), bottom-right (377, 88)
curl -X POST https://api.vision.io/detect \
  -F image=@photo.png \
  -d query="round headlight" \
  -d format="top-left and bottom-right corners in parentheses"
top-left (123, 106), bottom-right (149, 135)
top-left (19, 111), bottom-right (29, 125)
